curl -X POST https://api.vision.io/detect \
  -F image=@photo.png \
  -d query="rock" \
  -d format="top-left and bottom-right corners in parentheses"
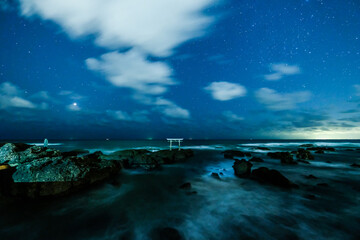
top-left (304, 194), bottom-right (316, 200)
top-left (150, 227), bottom-right (183, 240)
top-left (251, 167), bottom-right (297, 189)
top-left (179, 182), bottom-right (191, 189)
top-left (350, 163), bottom-right (360, 168)
top-left (299, 144), bottom-right (314, 148)
top-left (186, 191), bottom-right (197, 195)
top-left (296, 149), bottom-right (314, 160)
top-left (0, 143), bottom-right (20, 165)
top-left (315, 150), bottom-right (324, 154)
top-left (254, 147), bottom-right (270, 150)
top-left (211, 172), bottom-right (221, 180)
top-left (298, 160), bottom-right (310, 164)
top-left (325, 160), bottom-right (332, 163)
top-left (249, 157), bottom-right (264, 162)
top-left (267, 152), bottom-right (296, 164)
top-left (232, 159), bottom-right (252, 177)
top-left (151, 149), bottom-right (194, 164)
top-left (62, 149), bottom-right (90, 157)
top-left (305, 174), bottom-right (318, 179)
top-left (222, 150), bottom-right (251, 159)
top-left (307, 147), bottom-right (335, 152)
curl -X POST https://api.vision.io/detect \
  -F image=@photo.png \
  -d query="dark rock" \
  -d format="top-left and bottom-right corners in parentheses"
top-left (222, 150), bottom-right (251, 159)
top-left (151, 149), bottom-right (194, 164)
top-left (325, 160), bottom-right (332, 163)
top-left (251, 167), bottom-right (297, 189)
top-left (305, 174), bottom-right (318, 179)
top-left (211, 172), bottom-right (221, 180)
top-left (267, 152), bottom-right (296, 164)
top-left (219, 172), bottom-right (224, 175)
top-left (62, 149), bottom-right (90, 157)
top-left (317, 183), bottom-right (329, 187)
top-left (315, 150), bottom-right (324, 154)
top-left (186, 191), bottom-right (197, 195)
top-left (298, 160), bottom-right (310, 164)
top-left (351, 163), bottom-right (360, 168)
top-left (254, 147), bottom-right (270, 150)
top-left (299, 144), bottom-right (314, 148)
top-left (296, 149), bottom-right (314, 160)
top-left (179, 182), bottom-right (191, 189)
top-left (307, 147), bottom-right (335, 152)
top-left (249, 157), bottom-right (264, 162)
top-left (150, 227), bottom-right (183, 240)
top-left (232, 159), bottom-right (252, 177)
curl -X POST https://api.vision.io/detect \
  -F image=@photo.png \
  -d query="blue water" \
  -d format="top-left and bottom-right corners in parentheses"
top-left (1, 140), bottom-right (360, 240)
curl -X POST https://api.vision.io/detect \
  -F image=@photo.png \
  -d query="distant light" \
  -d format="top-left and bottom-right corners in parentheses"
top-left (73, 102), bottom-right (77, 106)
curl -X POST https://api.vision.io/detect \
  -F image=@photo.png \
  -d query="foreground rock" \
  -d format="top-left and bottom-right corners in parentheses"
top-left (295, 149), bottom-right (314, 160)
top-left (267, 152), bottom-right (297, 164)
top-left (150, 227), bottom-right (183, 240)
top-left (232, 159), bottom-right (252, 177)
top-left (222, 150), bottom-right (251, 159)
top-left (251, 167), bottom-right (298, 189)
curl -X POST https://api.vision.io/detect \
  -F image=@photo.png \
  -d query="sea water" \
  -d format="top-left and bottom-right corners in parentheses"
top-left (1, 140), bottom-right (360, 240)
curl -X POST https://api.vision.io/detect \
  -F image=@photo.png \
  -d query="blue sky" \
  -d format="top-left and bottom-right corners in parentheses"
top-left (0, 0), bottom-right (359, 139)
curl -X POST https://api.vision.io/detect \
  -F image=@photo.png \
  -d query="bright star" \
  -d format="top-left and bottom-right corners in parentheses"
top-left (73, 102), bottom-right (77, 106)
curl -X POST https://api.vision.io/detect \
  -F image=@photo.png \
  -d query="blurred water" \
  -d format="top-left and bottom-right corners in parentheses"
top-left (1, 140), bottom-right (360, 239)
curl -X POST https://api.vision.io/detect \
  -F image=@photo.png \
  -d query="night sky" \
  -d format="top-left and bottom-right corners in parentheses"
top-left (0, 0), bottom-right (359, 139)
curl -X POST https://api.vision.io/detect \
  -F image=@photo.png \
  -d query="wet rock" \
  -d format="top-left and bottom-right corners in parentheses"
top-left (315, 150), bottom-right (324, 154)
top-left (62, 149), bottom-right (90, 157)
top-left (222, 150), bottom-right (251, 159)
top-left (307, 147), bottom-right (335, 152)
top-left (179, 182), bottom-right (191, 189)
top-left (251, 167), bottom-right (297, 189)
top-left (254, 147), bottom-right (270, 150)
top-left (186, 191), bottom-right (197, 195)
top-left (151, 149), bottom-right (194, 164)
top-left (0, 143), bottom-right (20, 165)
top-left (296, 149), bottom-right (314, 160)
top-left (232, 159), bottom-right (252, 177)
top-left (325, 160), bottom-right (332, 163)
top-left (267, 152), bottom-right (296, 164)
top-left (350, 163), bottom-right (360, 168)
top-left (305, 174), bottom-right (318, 179)
top-left (299, 144), bottom-right (314, 148)
top-left (317, 183), bottom-right (329, 187)
top-left (249, 157), bottom-right (264, 162)
top-left (211, 172), bottom-right (221, 180)
top-left (150, 227), bottom-right (183, 240)
top-left (304, 194), bottom-right (316, 200)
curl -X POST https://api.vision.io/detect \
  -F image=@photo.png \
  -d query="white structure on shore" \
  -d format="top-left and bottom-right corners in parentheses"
top-left (44, 138), bottom-right (48, 147)
top-left (166, 138), bottom-right (183, 151)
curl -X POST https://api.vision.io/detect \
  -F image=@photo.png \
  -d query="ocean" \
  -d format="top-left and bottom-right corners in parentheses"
top-left (1, 139), bottom-right (360, 240)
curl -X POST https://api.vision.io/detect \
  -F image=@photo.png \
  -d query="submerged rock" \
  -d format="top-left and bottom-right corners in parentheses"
top-left (211, 172), bottom-right (221, 180)
top-left (222, 150), bottom-right (251, 159)
top-left (298, 160), bottom-right (310, 164)
top-left (315, 150), bottom-right (325, 154)
top-left (249, 157), bottom-right (264, 162)
top-left (179, 182), bottom-right (191, 189)
top-left (307, 147), bottom-right (335, 152)
top-left (150, 227), bottom-right (183, 240)
top-left (305, 174), bottom-right (318, 179)
top-left (62, 149), bottom-right (90, 157)
top-left (251, 167), bottom-right (297, 189)
top-left (299, 144), bottom-right (314, 148)
top-left (254, 147), bottom-right (270, 150)
top-left (267, 152), bottom-right (296, 164)
top-left (232, 159), bottom-right (252, 177)
top-left (350, 163), bottom-right (360, 168)
top-left (296, 149), bottom-right (314, 160)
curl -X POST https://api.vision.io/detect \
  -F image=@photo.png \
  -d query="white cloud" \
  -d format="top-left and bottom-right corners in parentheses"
top-left (354, 84), bottom-right (360, 96)
top-left (107, 110), bottom-right (150, 123)
top-left (59, 90), bottom-right (86, 100)
top-left (204, 81), bottom-right (247, 101)
top-left (66, 103), bottom-right (80, 112)
top-left (264, 63), bottom-right (301, 81)
top-left (222, 111), bottom-right (244, 122)
top-left (19, 0), bottom-right (216, 57)
top-left (154, 98), bottom-right (190, 119)
top-left (86, 49), bottom-right (175, 95)
top-left (255, 88), bottom-right (311, 111)
top-left (0, 82), bottom-right (37, 109)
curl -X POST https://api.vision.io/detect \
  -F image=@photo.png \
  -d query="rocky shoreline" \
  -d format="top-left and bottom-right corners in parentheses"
top-left (0, 143), bottom-right (194, 199)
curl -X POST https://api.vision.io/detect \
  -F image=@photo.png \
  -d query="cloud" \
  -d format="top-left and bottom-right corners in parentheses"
top-left (354, 84), bottom-right (360, 96)
top-left (86, 49), bottom-right (175, 95)
top-left (66, 103), bottom-right (80, 111)
top-left (264, 63), bottom-right (301, 81)
top-left (107, 110), bottom-right (150, 123)
top-left (255, 88), bottom-right (311, 111)
top-left (154, 98), bottom-right (190, 119)
top-left (204, 81), bottom-right (247, 101)
top-left (19, 0), bottom-right (217, 57)
top-left (222, 111), bottom-right (244, 122)
top-left (0, 82), bottom-right (38, 109)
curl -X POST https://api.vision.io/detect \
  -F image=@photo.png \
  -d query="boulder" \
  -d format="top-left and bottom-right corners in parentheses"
top-left (0, 143), bottom-right (20, 165)
top-left (249, 157), bottom-right (264, 162)
top-left (267, 152), bottom-right (296, 164)
top-left (222, 150), bottom-right (251, 159)
top-left (296, 149), bottom-right (314, 160)
top-left (232, 159), bottom-right (252, 177)
top-left (351, 163), bottom-right (360, 168)
top-left (179, 182), bottom-right (191, 189)
top-left (254, 147), bottom-right (270, 150)
top-left (251, 167), bottom-right (297, 189)
top-left (315, 150), bottom-right (324, 154)
top-left (151, 149), bottom-right (194, 164)
top-left (211, 172), bottom-right (221, 180)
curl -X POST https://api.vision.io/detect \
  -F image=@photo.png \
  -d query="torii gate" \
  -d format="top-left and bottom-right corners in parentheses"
top-left (166, 138), bottom-right (183, 151)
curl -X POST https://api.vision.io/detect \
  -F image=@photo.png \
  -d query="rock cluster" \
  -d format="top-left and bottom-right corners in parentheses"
top-left (267, 152), bottom-right (297, 164)
top-left (222, 150), bottom-right (251, 159)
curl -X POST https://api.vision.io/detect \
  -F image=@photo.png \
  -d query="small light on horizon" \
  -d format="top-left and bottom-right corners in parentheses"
top-left (73, 102), bottom-right (77, 106)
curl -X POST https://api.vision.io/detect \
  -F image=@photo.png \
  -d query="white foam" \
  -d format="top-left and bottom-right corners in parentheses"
top-left (28, 142), bottom-right (63, 146)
